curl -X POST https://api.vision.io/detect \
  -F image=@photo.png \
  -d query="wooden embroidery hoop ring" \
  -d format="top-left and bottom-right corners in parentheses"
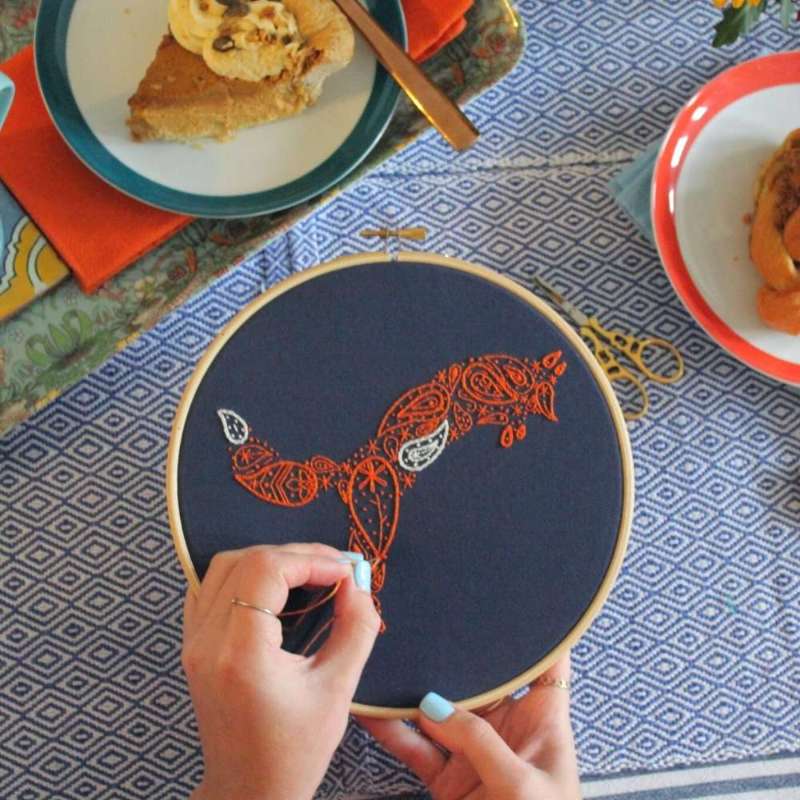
top-left (166, 251), bottom-right (634, 719)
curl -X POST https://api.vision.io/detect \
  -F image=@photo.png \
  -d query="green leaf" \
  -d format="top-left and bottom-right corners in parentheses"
top-left (713, 1), bottom-right (766, 47)
top-left (48, 323), bottom-right (74, 356)
top-left (780, 0), bottom-right (794, 28)
top-left (25, 337), bottom-right (52, 368)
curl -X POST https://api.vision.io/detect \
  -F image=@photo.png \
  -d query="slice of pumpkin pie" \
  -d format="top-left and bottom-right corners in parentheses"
top-left (127, 0), bottom-right (354, 142)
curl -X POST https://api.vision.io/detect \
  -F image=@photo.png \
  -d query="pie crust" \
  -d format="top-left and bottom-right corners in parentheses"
top-left (127, 0), bottom-right (354, 142)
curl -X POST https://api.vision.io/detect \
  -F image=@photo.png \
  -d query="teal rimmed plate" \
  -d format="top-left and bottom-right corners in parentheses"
top-left (34, 0), bottom-right (404, 218)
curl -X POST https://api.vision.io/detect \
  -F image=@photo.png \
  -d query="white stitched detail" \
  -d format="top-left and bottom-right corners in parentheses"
top-left (398, 420), bottom-right (449, 473)
top-left (218, 408), bottom-right (249, 445)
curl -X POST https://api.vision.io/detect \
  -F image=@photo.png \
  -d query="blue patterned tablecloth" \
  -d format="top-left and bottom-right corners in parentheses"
top-left (2, 2), bottom-right (800, 798)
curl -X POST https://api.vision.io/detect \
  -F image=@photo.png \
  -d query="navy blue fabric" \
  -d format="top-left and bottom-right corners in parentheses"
top-left (177, 260), bottom-right (624, 708)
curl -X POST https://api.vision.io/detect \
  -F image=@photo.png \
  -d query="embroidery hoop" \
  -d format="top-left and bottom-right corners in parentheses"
top-left (166, 251), bottom-right (634, 719)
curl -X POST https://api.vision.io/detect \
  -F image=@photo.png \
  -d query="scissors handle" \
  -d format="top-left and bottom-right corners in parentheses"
top-left (587, 319), bottom-right (684, 384)
top-left (580, 326), bottom-right (649, 421)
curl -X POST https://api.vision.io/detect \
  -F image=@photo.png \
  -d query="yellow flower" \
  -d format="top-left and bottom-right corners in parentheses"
top-left (33, 389), bottom-right (61, 412)
top-left (115, 333), bottom-right (141, 352)
top-left (713, 0), bottom-right (760, 7)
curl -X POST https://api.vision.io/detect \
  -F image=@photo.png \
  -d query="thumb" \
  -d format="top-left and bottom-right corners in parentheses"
top-left (417, 693), bottom-right (530, 792)
top-left (313, 560), bottom-right (381, 696)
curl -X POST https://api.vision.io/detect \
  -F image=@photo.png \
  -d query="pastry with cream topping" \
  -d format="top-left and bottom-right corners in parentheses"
top-left (127, 0), bottom-right (354, 142)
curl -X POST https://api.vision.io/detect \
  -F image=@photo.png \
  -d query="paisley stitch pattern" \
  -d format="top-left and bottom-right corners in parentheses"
top-left (219, 352), bottom-right (566, 630)
top-left (398, 419), bottom-right (450, 472)
top-left (217, 408), bottom-right (249, 445)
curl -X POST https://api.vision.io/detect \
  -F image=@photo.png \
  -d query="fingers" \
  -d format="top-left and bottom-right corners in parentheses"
top-left (418, 694), bottom-right (530, 793)
top-left (198, 544), bottom-right (345, 619)
top-left (267, 541), bottom-right (345, 560)
top-left (183, 587), bottom-right (199, 642)
top-left (312, 565), bottom-right (381, 696)
top-left (233, 547), bottom-right (352, 614)
top-left (518, 652), bottom-right (572, 723)
top-left (515, 652), bottom-right (580, 790)
top-left (199, 543), bottom-right (342, 605)
top-left (541, 651), bottom-right (571, 688)
top-left (187, 545), bottom-right (349, 648)
top-left (195, 549), bottom-right (243, 618)
top-left (357, 717), bottom-right (445, 786)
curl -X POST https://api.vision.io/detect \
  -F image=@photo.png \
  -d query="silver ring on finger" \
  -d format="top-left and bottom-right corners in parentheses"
top-left (535, 676), bottom-right (571, 691)
top-left (231, 597), bottom-right (279, 618)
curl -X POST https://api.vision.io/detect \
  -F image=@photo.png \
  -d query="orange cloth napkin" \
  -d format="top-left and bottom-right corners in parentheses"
top-left (0, 3), bottom-right (470, 294)
top-left (406, 0), bottom-right (473, 61)
top-left (0, 47), bottom-right (191, 294)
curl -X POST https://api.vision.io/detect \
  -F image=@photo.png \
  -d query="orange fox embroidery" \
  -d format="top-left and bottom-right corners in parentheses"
top-left (219, 352), bottom-right (567, 627)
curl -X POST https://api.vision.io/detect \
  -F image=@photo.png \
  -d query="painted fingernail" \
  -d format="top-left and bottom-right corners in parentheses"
top-left (337, 551), bottom-right (365, 564)
top-left (420, 692), bottom-right (455, 722)
top-left (354, 560), bottom-right (372, 593)
top-left (419, 692), bottom-right (456, 722)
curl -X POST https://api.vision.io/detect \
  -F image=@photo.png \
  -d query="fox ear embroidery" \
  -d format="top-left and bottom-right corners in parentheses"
top-left (218, 351), bottom-right (566, 636)
top-left (218, 409), bottom-right (249, 445)
top-left (398, 419), bottom-right (449, 472)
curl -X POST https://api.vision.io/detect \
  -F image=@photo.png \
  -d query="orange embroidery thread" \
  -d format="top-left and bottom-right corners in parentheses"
top-left (219, 352), bottom-right (567, 633)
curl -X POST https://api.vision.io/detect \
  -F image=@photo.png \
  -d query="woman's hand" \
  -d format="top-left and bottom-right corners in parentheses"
top-left (183, 543), bottom-right (381, 800)
top-left (359, 655), bottom-right (580, 800)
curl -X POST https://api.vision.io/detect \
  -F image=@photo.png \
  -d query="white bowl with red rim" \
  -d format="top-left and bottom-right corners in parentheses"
top-left (652, 51), bottom-right (800, 384)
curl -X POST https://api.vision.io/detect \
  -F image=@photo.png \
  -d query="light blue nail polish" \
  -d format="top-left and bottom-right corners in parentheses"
top-left (338, 551), bottom-right (365, 563)
top-left (420, 692), bottom-right (455, 722)
top-left (354, 560), bottom-right (372, 592)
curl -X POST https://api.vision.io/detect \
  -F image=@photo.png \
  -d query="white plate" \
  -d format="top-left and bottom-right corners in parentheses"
top-left (35, 0), bottom-right (404, 216)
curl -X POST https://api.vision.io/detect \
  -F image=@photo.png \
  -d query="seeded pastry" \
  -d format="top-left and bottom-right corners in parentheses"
top-left (750, 129), bottom-right (800, 334)
top-left (127, 0), bottom-right (354, 142)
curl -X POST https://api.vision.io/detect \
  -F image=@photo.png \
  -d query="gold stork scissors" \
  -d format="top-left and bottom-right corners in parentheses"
top-left (532, 277), bottom-right (685, 421)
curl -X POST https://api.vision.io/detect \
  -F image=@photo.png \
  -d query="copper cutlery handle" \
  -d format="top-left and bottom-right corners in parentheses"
top-left (332, 0), bottom-right (480, 151)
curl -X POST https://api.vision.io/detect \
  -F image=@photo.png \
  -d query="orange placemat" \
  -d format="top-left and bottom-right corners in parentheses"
top-left (406, 0), bottom-right (473, 61)
top-left (0, 47), bottom-right (190, 294)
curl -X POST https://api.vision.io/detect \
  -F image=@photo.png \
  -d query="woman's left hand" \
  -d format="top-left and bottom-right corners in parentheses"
top-left (359, 654), bottom-right (580, 800)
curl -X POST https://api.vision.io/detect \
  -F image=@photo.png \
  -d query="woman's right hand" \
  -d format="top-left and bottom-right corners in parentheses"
top-left (184, 543), bottom-right (381, 800)
top-left (359, 654), bottom-right (580, 800)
